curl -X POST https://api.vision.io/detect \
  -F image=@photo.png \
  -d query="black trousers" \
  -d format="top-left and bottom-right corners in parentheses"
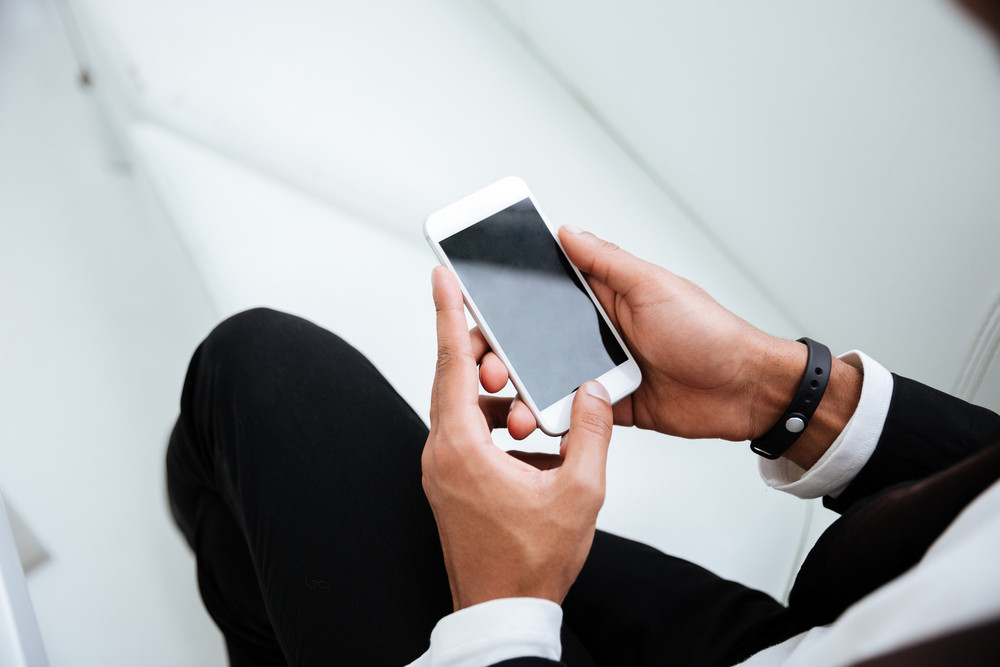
top-left (167, 309), bottom-right (1000, 667)
top-left (166, 309), bottom-right (806, 666)
top-left (172, 309), bottom-right (1000, 666)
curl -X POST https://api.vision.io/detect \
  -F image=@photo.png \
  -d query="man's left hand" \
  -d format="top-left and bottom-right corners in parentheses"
top-left (422, 266), bottom-right (614, 610)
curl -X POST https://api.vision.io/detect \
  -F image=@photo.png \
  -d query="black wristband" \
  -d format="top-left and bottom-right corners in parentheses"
top-left (750, 337), bottom-right (832, 460)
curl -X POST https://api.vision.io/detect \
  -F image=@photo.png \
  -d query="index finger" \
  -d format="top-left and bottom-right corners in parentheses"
top-left (430, 266), bottom-right (481, 422)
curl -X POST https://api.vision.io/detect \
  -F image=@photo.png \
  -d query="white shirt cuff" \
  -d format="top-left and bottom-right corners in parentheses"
top-left (407, 597), bottom-right (562, 667)
top-left (759, 350), bottom-right (894, 499)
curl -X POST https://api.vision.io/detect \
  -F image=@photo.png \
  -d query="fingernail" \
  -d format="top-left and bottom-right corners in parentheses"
top-left (583, 381), bottom-right (611, 404)
top-left (431, 266), bottom-right (440, 288)
top-left (562, 224), bottom-right (583, 234)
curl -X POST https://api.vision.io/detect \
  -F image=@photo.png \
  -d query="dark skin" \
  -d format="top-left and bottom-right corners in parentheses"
top-left (482, 228), bottom-right (861, 470)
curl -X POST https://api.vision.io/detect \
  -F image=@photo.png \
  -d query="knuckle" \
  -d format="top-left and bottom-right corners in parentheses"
top-left (599, 239), bottom-right (621, 253)
top-left (434, 348), bottom-right (463, 374)
top-left (576, 410), bottom-right (613, 441)
top-left (589, 241), bottom-right (621, 279)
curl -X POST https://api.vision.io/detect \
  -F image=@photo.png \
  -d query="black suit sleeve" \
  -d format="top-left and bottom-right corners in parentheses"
top-left (824, 373), bottom-right (1000, 514)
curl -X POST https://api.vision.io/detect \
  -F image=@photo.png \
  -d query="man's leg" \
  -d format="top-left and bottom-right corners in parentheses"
top-left (166, 308), bottom-right (452, 666)
top-left (166, 307), bottom-right (805, 666)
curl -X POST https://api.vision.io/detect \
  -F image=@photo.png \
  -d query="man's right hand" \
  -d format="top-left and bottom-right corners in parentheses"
top-left (492, 227), bottom-right (861, 467)
top-left (555, 225), bottom-right (805, 443)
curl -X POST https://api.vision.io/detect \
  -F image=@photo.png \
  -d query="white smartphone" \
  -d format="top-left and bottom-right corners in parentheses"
top-left (423, 176), bottom-right (642, 436)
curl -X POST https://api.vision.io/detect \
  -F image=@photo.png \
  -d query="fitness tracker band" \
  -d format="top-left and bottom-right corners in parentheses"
top-left (750, 337), bottom-right (832, 460)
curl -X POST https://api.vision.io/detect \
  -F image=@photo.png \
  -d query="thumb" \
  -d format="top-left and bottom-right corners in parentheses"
top-left (561, 381), bottom-right (614, 483)
top-left (558, 226), bottom-right (657, 296)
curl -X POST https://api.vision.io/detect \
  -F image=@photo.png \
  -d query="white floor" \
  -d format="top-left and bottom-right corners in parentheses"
top-left (0, 0), bottom-right (227, 664)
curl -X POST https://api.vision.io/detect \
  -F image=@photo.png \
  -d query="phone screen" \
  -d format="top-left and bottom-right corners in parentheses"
top-left (440, 198), bottom-right (628, 410)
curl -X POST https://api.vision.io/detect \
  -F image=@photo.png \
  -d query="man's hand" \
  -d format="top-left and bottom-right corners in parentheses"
top-left (499, 227), bottom-right (862, 469)
top-left (421, 266), bottom-right (614, 611)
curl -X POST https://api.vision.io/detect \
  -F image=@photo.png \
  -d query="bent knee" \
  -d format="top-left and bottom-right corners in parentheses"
top-left (208, 308), bottom-right (293, 343)
top-left (198, 308), bottom-right (318, 381)
top-left (204, 307), bottom-right (293, 355)
top-left (197, 308), bottom-right (359, 384)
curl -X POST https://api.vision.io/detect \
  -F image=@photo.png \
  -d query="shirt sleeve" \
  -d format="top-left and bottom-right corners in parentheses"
top-left (406, 597), bottom-right (563, 667)
top-left (758, 350), bottom-right (894, 499)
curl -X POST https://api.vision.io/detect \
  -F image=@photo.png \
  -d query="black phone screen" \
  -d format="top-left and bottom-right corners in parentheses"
top-left (440, 198), bottom-right (628, 410)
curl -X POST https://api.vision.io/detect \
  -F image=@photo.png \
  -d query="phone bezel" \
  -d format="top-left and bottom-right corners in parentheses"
top-left (423, 176), bottom-right (641, 435)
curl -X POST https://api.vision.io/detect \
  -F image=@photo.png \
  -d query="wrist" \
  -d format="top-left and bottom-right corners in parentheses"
top-left (782, 357), bottom-right (862, 469)
top-left (747, 336), bottom-right (807, 441)
top-left (451, 573), bottom-right (570, 611)
top-left (747, 337), bottom-right (862, 470)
